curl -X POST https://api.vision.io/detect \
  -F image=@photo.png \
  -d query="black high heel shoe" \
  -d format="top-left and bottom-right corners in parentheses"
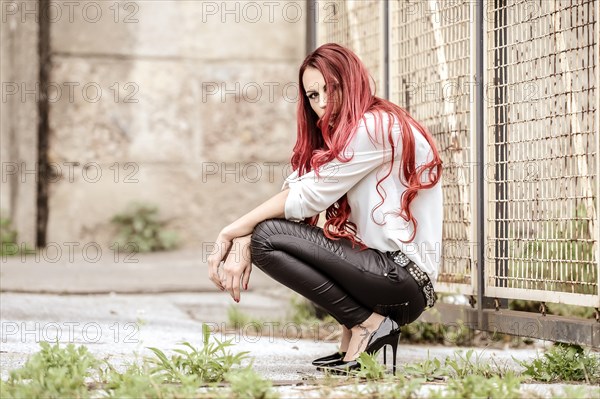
top-left (311, 351), bottom-right (346, 366)
top-left (317, 317), bottom-right (400, 375)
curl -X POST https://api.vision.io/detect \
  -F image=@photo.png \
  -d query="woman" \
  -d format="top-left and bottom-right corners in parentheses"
top-left (207, 43), bottom-right (443, 374)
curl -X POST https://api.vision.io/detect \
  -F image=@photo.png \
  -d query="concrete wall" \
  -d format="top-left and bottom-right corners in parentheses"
top-left (0, 5), bottom-right (40, 246)
top-left (3, 0), bottom-right (305, 251)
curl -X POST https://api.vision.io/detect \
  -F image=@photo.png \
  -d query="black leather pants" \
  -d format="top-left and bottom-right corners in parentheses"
top-left (250, 218), bottom-right (426, 329)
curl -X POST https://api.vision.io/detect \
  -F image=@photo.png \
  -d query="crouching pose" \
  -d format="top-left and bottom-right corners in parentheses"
top-left (208, 43), bottom-right (443, 374)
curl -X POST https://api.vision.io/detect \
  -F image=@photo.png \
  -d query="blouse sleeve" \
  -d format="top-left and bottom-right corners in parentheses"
top-left (284, 114), bottom-right (398, 221)
top-left (281, 169), bottom-right (298, 191)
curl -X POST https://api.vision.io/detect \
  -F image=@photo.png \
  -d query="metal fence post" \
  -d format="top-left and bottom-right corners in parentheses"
top-left (475, 0), bottom-right (486, 330)
top-left (383, 0), bottom-right (389, 100)
top-left (306, 0), bottom-right (317, 54)
top-left (596, 0), bottom-right (600, 311)
top-left (493, 0), bottom-right (508, 289)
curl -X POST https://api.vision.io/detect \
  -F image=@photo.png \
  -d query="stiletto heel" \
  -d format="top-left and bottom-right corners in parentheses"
top-left (379, 333), bottom-right (400, 373)
top-left (317, 317), bottom-right (401, 374)
top-left (383, 345), bottom-right (387, 365)
top-left (391, 339), bottom-right (398, 375)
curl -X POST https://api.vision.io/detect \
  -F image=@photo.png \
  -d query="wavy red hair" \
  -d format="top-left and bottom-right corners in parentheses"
top-left (293, 43), bottom-right (443, 249)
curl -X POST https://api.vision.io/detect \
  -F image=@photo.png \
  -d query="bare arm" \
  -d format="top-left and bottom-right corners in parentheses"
top-left (220, 188), bottom-right (289, 240)
top-left (207, 189), bottom-right (290, 292)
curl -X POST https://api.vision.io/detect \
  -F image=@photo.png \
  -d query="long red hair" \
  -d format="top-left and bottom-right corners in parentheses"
top-left (293, 43), bottom-right (443, 249)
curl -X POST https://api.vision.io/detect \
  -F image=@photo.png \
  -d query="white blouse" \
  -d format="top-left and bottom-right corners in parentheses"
top-left (282, 111), bottom-right (443, 286)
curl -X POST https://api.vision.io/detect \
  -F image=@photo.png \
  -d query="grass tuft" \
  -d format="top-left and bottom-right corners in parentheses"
top-left (516, 343), bottom-right (600, 384)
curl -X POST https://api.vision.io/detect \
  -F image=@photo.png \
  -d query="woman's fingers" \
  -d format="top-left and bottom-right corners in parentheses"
top-left (207, 246), bottom-right (227, 291)
top-left (207, 235), bottom-right (236, 291)
top-left (222, 262), bottom-right (248, 302)
top-left (242, 264), bottom-right (252, 290)
top-left (208, 262), bottom-right (225, 290)
top-left (223, 262), bottom-right (241, 302)
top-left (231, 273), bottom-right (241, 302)
top-left (207, 255), bottom-right (222, 289)
top-left (218, 234), bottom-right (253, 301)
top-left (224, 271), bottom-right (234, 298)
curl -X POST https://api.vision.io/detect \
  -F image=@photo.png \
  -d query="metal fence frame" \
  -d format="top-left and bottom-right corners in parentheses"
top-left (309, 0), bottom-right (600, 347)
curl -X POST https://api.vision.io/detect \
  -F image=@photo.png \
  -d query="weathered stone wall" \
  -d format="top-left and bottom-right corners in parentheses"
top-left (3, 0), bottom-right (305, 252)
top-left (0, 5), bottom-right (40, 246)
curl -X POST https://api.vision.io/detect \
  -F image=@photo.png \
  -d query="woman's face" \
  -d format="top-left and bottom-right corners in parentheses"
top-left (302, 67), bottom-right (339, 122)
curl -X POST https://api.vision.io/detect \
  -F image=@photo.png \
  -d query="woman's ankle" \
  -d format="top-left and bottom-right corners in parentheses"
top-left (351, 313), bottom-right (385, 332)
top-left (339, 325), bottom-right (352, 352)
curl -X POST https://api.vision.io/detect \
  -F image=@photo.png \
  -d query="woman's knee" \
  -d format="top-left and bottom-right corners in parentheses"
top-left (251, 219), bottom-right (281, 247)
top-left (250, 218), bottom-right (287, 264)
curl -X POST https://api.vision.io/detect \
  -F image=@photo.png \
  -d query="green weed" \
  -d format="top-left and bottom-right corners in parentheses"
top-left (288, 294), bottom-right (336, 325)
top-left (355, 351), bottom-right (387, 380)
top-left (222, 366), bottom-right (279, 399)
top-left (102, 361), bottom-right (200, 398)
top-left (402, 348), bottom-right (514, 383)
top-left (430, 374), bottom-right (523, 399)
top-left (1, 216), bottom-right (19, 256)
top-left (400, 321), bottom-right (446, 344)
top-left (147, 324), bottom-right (250, 384)
top-left (1, 341), bottom-right (99, 399)
top-left (287, 295), bottom-right (338, 341)
top-left (227, 305), bottom-right (252, 328)
top-left (111, 202), bottom-right (179, 252)
top-left (402, 352), bottom-right (448, 381)
top-left (401, 320), bottom-right (473, 346)
top-left (1, 326), bottom-right (278, 398)
top-left (516, 343), bottom-right (600, 383)
top-left (318, 352), bottom-right (390, 381)
top-left (1, 215), bottom-right (35, 257)
top-left (227, 305), bottom-right (263, 334)
top-left (226, 294), bottom-right (340, 341)
top-left (445, 348), bottom-right (513, 378)
top-left (357, 374), bottom-right (425, 399)
top-left (226, 297), bottom-right (339, 342)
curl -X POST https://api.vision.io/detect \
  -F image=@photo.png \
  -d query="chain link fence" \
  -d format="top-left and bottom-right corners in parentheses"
top-left (312, 0), bottom-right (599, 317)
top-left (485, 0), bottom-right (598, 307)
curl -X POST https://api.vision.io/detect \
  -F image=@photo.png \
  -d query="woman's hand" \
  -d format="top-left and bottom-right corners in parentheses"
top-left (207, 232), bottom-right (234, 291)
top-left (221, 234), bottom-right (252, 302)
top-left (207, 232), bottom-right (253, 299)
top-left (207, 189), bottom-right (288, 292)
